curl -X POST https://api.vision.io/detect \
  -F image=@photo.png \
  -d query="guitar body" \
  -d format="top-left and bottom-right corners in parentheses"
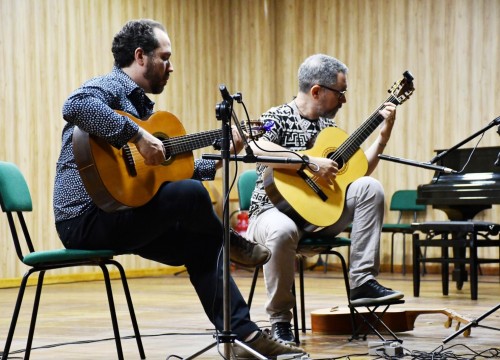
top-left (264, 127), bottom-right (368, 231)
top-left (73, 111), bottom-right (194, 212)
top-left (310, 307), bottom-right (472, 336)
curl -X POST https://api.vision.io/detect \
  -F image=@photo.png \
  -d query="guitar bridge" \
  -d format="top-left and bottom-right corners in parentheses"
top-left (122, 144), bottom-right (137, 176)
top-left (297, 169), bottom-right (328, 201)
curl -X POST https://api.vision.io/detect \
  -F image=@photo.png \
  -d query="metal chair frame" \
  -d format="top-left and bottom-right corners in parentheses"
top-left (0, 161), bottom-right (145, 360)
top-left (381, 190), bottom-right (426, 274)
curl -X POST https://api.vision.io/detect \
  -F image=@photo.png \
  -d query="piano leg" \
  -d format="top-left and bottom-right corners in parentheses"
top-left (450, 231), bottom-right (468, 291)
top-left (441, 233), bottom-right (449, 295)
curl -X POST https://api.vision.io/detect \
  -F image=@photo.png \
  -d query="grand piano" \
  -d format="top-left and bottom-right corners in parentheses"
top-left (417, 146), bottom-right (500, 220)
top-left (416, 146), bottom-right (500, 289)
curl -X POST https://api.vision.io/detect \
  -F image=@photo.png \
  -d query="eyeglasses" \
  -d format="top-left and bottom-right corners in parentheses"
top-left (318, 84), bottom-right (347, 100)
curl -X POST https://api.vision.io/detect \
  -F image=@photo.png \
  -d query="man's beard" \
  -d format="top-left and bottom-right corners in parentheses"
top-left (321, 106), bottom-right (340, 119)
top-left (144, 60), bottom-right (166, 94)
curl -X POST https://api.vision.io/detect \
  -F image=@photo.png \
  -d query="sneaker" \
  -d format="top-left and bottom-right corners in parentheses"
top-left (232, 329), bottom-right (306, 359)
top-left (271, 322), bottom-right (296, 345)
top-left (230, 229), bottom-right (271, 268)
top-left (350, 279), bottom-right (404, 305)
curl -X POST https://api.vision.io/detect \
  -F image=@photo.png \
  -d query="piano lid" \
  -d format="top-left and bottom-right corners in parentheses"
top-left (417, 146), bottom-right (500, 220)
top-left (432, 146), bottom-right (500, 174)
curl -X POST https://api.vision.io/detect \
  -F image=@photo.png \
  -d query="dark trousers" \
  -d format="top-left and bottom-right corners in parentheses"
top-left (56, 179), bottom-right (258, 339)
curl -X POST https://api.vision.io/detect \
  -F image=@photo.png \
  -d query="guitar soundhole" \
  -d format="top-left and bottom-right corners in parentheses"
top-left (329, 153), bottom-right (345, 169)
top-left (156, 134), bottom-right (173, 165)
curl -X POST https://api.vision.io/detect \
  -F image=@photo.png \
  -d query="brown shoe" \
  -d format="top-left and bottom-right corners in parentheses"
top-left (230, 229), bottom-right (271, 268)
top-left (232, 330), bottom-right (306, 359)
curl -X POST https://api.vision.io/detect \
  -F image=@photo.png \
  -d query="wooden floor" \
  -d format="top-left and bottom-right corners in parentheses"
top-left (0, 268), bottom-right (499, 359)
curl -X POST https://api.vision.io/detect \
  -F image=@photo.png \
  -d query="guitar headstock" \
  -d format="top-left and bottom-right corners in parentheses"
top-left (388, 70), bottom-right (415, 105)
top-left (241, 120), bottom-right (274, 141)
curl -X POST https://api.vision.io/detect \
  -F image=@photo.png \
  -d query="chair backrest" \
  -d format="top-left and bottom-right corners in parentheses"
top-left (389, 190), bottom-right (426, 222)
top-left (237, 170), bottom-right (258, 211)
top-left (0, 161), bottom-right (33, 212)
top-left (0, 161), bottom-right (35, 260)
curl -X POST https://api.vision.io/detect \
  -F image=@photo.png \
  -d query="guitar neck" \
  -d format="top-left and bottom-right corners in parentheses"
top-left (165, 122), bottom-right (251, 155)
top-left (166, 128), bottom-right (222, 155)
top-left (332, 94), bottom-right (399, 162)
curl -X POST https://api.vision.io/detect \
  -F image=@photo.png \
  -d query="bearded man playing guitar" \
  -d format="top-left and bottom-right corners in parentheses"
top-left (247, 54), bottom-right (405, 345)
top-left (53, 19), bottom-right (306, 358)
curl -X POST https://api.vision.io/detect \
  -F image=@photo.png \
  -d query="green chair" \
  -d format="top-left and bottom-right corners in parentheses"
top-left (237, 170), bottom-right (351, 344)
top-left (381, 190), bottom-right (426, 274)
top-left (0, 161), bottom-right (145, 360)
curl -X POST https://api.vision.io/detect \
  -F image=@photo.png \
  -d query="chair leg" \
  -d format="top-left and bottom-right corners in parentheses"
top-left (390, 233), bottom-right (395, 273)
top-left (109, 259), bottom-right (146, 359)
top-left (247, 267), bottom-right (260, 309)
top-left (99, 263), bottom-right (124, 360)
top-left (422, 245), bottom-right (428, 275)
top-left (2, 270), bottom-right (33, 359)
top-left (298, 257), bottom-right (307, 334)
top-left (412, 233), bottom-right (421, 297)
top-left (24, 270), bottom-right (46, 359)
top-left (329, 250), bottom-right (350, 299)
top-left (442, 234), bottom-right (449, 296)
top-left (291, 282), bottom-right (300, 344)
top-left (329, 249), bottom-right (358, 339)
top-left (402, 233), bottom-right (407, 275)
top-left (470, 232), bottom-right (478, 300)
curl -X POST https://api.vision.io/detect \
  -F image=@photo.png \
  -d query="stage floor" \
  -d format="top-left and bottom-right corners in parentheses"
top-left (0, 268), bottom-right (498, 359)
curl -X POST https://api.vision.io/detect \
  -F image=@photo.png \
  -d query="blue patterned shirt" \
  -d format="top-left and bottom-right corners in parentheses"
top-left (53, 67), bottom-right (216, 222)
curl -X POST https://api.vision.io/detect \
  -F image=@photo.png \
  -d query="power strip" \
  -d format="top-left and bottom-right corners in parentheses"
top-left (368, 341), bottom-right (403, 357)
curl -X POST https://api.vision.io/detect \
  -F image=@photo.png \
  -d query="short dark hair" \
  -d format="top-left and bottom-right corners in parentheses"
top-left (111, 19), bottom-right (166, 68)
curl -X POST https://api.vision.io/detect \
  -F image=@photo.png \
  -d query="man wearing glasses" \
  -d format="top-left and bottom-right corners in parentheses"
top-left (246, 54), bottom-right (403, 345)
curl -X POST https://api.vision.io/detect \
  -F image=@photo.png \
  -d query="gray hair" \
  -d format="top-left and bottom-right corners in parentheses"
top-left (298, 54), bottom-right (348, 93)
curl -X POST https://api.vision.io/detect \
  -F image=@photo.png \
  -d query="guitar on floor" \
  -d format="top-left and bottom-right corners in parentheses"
top-left (73, 110), bottom-right (270, 212)
top-left (264, 71), bottom-right (415, 231)
top-left (311, 306), bottom-right (472, 336)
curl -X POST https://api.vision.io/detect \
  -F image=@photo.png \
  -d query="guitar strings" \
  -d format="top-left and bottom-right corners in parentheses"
top-left (329, 94), bottom-right (396, 163)
top-left (123, 122), bottom-right (256, 171)
top-left (126, 122), bottom-right (255, 154)
top-left (304, 94), bottom-right (396, 188)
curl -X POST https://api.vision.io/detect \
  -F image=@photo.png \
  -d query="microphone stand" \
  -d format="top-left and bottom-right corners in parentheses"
top-left (184, 86), bottom-right (304, 360)
top-left (443, 303), bottom-right (500, 343)
top-left (378, 116), bottom-right (500, 173)
top-left (429, 116), bottom-right (500, 165)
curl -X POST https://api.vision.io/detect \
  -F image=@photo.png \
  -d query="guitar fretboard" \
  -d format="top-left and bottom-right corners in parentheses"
top-left (331, 94), bottom-right (399, 162)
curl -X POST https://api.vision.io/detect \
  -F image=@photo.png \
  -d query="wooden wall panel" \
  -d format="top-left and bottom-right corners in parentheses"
top-left (0, 0), bottom-right (498, 280)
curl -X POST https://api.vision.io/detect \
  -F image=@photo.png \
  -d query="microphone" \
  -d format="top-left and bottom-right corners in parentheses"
top-left (378, 154), bottom-right (459, 174)
top-left (219, 84), bottom-right (233, 105)
top-left (217, 86), bottom-right (260, 158)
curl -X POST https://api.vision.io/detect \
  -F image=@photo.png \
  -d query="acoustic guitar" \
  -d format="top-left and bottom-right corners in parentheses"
top-left (73, 110), bottom-right (269, 212)
top-left (310, 306), bottom-right (472, 336)
top-left (263, 71), bottom-right (415, 231)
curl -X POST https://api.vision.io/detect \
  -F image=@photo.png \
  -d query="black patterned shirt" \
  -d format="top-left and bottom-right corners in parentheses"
top-left (53, 66), bottom-right (217, 222)
top-left (248, 101), bottom-right (336, 219)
